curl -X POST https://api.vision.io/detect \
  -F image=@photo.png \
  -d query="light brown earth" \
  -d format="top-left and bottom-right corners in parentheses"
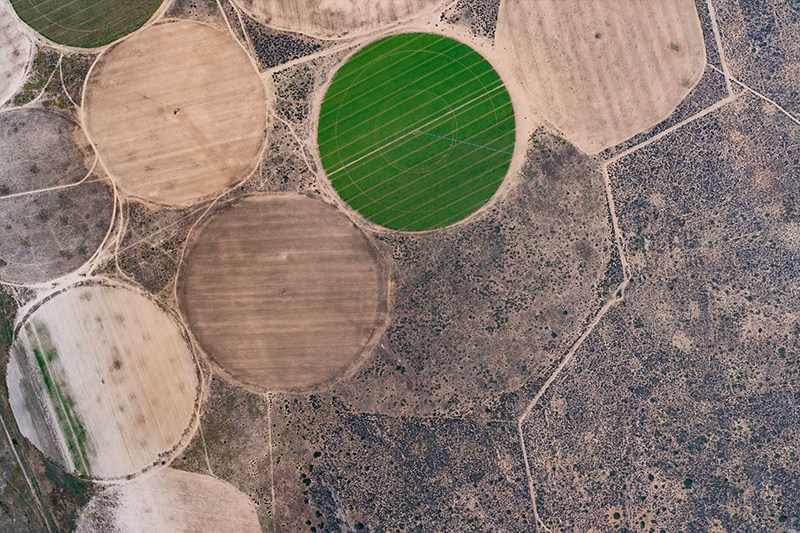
top-left (76, 468), bottom-right (261, 533)
top-left (178, 194), bottom-right (387, 390)
top-left (0, 0), bottom-right (33, 107)
top-left (496, 0), bottom-right (706, 154)
top-left (7, 284), bottom-right (198, 479)
top-left (233, 0), bottom-right (445, 39)
top-left (83, 20), bottom-right (267, 206)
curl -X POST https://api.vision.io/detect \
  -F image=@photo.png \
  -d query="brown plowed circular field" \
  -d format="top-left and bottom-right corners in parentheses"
top-left (83, 20), bottom-right (267, 206)
top-left (178, 194), bottom-right (387, 390)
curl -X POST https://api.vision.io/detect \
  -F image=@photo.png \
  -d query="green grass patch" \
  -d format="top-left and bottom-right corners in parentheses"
top-left (11, 0), bottom-right (163, 48)
top-left (318, 33), bottom-right (515, 231)
top-left (25, 324), bottom-right (90, 473)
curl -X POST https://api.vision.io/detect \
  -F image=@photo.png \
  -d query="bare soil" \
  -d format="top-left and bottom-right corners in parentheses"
top-left (0, 0), bottom-right (32, 107)
top-left (76, 468), bottom-right (261, 532)
top-left (83, 20), bottom-right (267, 206)
top-left (178, 194), bottom-right (387, 390)
top-left (233, 0), bottom-right (445, 38)
top-left (496, 0), bottom-right (706, 154)
top-left (7, 284), bottom-right (198, 479)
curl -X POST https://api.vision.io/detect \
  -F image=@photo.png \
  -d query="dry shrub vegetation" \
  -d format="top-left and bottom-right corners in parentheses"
top-left (524, 93), bottom-right (800, 532)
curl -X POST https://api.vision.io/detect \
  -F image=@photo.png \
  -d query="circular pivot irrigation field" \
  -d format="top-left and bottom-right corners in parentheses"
top-left (179, 194), bottom-right (386, 391)
top-left (7, 285), bottom-right (198, 479)
top-left (318, 32), bottom-right (515, 232)
top-left (10, 0), bottom-right (163, 48)
top-left (84, 20), bottom-right (267, 206)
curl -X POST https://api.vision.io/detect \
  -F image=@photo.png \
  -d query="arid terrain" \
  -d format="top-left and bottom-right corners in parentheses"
top-left (0, 0), bottom-right (798, 531)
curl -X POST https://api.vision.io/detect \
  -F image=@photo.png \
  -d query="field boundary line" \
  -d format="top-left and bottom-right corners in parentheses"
top-left (705, 0), bottom-right (734, 95)
top-left (708, 65), bottom-right (800, 127)
top-left (413, 130), bottom-right (512, 154)
top-left (328, 83), bottom-right (504, 178)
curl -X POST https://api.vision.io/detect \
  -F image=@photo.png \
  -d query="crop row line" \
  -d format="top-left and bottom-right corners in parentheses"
top-left (339, 108), bottom-right (513, 215)
top-left (323, 61), bottom-right (499, 161)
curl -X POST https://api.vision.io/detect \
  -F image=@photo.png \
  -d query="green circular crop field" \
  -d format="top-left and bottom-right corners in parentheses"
top-left (11, 0), bottom-right (162, 48)
top-left (318, 33), bottom-right (515, 231)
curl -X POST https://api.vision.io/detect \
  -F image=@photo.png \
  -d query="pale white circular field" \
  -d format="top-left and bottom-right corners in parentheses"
top-left (76, 469), bottom-right (261, 533)
top-left (0, 0), bottom-right (33, 107)
top-left (83, 20), bottom-right (267, 206)
top-left (7, 284), bottom-right (198, 479)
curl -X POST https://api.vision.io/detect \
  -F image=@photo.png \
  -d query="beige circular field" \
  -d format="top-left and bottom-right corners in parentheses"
top-left (497, 0), bottom-right (705, 154)
top-left (83, 20), bottom-right (267, 206)
top-left (234, 0), bottom-right (442, 38)
top-left (179, 194), bottom-right (386, 390)
top-left (76, 469), bottom-right (261, 533)
top-left (7, 285), bottom-right (198, 479)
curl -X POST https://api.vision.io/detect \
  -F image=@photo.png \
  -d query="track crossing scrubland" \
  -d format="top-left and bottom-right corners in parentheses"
top-left (318, 33), bottom-right (515, 231)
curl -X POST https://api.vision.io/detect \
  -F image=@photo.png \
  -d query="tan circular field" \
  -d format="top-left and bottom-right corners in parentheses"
top-left (7, 284), bottom-right (198, 479)
top-left (497, 0), bottom-right (705, 154)
top-left (76, 469), bottom-right (261, 533)
top-left (234, 0), bottom-right (442, 38)
top-left (83, 20), bottom-right (267, 206)
top-left (178, 194), bottom-right (386, 390)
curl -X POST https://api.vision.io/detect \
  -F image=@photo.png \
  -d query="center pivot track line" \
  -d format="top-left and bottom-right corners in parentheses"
top-left (327, 83), bottom-right (505, 178)
top-left (413, 130), bottom-right (512, 154)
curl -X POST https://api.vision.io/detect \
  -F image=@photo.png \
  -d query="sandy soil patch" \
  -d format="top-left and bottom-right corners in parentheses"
top-left (0, 0), bottom-right (32, 107)
top-left (7, 284), bottom-right (198, 479)
top-left (496, 0), bottom-right (705, 154)
top-left (178, 194), bottom-right (387, 390)
top-left (83, 20), bottom-right (267, 206)
top-left (234, 0), bottom-right (444, 39)
top-left (76, 468), bottom-right (261, 532)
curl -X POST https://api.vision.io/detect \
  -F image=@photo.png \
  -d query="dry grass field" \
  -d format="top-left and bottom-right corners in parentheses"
top-left (7, 285), bottom-right (198, 479)
top-left (83, 20), bottom-right (266, 206)
top-left (76, 468), bottom-right (261, 532)
top-left (0, 0), bottom-right (32, 107)
top-left (178, 194), bottom-right (386, 390)
top-left (0, 109), bottom-right (112, 284)
top-left (234, 0), bottom-right (444, 38)
top-left (496, 0), bottom-right (706, 154)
